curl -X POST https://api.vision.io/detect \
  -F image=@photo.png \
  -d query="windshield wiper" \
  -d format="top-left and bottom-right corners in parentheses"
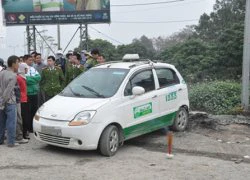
top-left (81, 85), bottom-right (105, 98)
top-left (68, 86), bottom-right (83, 97)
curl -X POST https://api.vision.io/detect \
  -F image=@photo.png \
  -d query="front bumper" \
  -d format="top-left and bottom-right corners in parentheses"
top-left (33, 117), bottom-right (103, 150)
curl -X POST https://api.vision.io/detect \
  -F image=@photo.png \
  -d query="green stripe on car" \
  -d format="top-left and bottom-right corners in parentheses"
top-left (124, 112), bottom-right (176, 140)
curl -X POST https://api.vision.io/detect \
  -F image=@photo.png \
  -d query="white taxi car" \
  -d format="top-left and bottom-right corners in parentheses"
top-left (33, 60), bottom-right (189, 156)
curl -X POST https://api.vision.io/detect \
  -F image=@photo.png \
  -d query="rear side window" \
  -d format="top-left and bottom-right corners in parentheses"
top-left (124, 70), bottom-right (155, 96)
top-left (156, 68), bottom-right (180, 88)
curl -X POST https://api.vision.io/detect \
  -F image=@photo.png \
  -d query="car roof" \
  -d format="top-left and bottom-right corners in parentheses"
top-left (94, 61), bottom-right (175, 70)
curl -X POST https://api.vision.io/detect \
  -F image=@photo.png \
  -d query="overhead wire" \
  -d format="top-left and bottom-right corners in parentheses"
top-left (112, 19), bottom-right (199, 24)
top-left (89, 26), bottom-right (124, 44)
top-left (89, 0), bottom-right (202, 44)
top-left (112, 0), bottom-right (205, 14)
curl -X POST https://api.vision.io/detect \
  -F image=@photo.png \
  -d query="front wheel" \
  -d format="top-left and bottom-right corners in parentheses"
top-left (99, 125), bottom-right (120, 157)
top-left (171, 107), bottom-right (188, 132)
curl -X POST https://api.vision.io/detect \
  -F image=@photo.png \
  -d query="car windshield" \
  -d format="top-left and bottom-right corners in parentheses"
top-left (60, 68), bottom-right (129, 98)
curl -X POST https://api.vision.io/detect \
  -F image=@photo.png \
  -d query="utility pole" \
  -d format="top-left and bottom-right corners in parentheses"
top-left (79, 24), bottom-right (88, 51)
top-left (85, 24), bottom-right (88, 51)
top-left (242, 0), bottom-right (250, 111)
top-left (57, 24), bottom-right (61, 50)
top-left (32, 25), bottom-right (36, 51)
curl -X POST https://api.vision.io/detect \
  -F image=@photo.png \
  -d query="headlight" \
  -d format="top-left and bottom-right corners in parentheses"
top-left (68, 111), bottom-right (96, 126)
top-left (34, 105), bottom-right (45, 121)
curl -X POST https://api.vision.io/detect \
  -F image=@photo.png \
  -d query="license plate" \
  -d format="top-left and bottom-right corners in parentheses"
top-left (41, 126), bottom-right (62, 136)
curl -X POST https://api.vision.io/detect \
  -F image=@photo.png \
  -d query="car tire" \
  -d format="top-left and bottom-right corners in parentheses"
top-left (99, 125), bottom-right (119, 157)
top-left (171, 107), bottom-right (188, 132)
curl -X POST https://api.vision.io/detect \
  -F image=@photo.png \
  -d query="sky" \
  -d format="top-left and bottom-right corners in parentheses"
top-left (0, 0), bottom-right (216, 61)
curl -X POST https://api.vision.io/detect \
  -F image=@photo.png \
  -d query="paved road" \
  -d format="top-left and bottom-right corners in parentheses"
top-left (0, 124), bottom-right (250, 180)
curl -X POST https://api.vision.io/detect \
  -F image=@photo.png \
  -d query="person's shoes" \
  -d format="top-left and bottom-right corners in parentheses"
top-left (23, 135), bottom-right (30, 140)
top-left (7, 143), bottom-right (20, 147)
top-left (23, 132), bottom-right (30, 139)
top-left (16, 139), bottom-right (29, 144)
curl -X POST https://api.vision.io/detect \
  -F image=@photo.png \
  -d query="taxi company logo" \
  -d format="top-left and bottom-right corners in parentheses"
top-left (18, 14), bottom-right (26, 21)
top-left (133, 103), bottom-right (152, 119)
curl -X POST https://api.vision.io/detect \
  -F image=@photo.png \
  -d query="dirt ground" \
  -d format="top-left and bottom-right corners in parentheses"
top-left (0, 113), bottom-right (250, 180)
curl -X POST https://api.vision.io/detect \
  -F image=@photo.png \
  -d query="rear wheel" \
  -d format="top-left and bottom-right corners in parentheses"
top-left (99, 125), bottom-right (119, 157)
top-left (171, 107), bottom-right (188, 131)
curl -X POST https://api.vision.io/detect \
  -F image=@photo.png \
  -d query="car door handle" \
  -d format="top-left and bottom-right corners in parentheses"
top-left (152, 95), bottom-right (158, 99)
top-left (178, 88), bottom-right (183, 92)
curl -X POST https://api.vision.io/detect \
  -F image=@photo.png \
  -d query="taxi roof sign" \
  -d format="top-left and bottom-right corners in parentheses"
top-left (122, 54), bottom-right (140, 62)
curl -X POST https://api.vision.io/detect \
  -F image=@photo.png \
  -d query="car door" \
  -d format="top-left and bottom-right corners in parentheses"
top-left (154, 67), bottom-right (181, 118)
top-left (119, 68), bottom-right (160, 140)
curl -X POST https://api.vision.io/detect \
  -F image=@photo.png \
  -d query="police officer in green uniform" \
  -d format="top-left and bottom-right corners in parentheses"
top-left (65, 52), bottom-right (84, 85)
top-left (84, 49), bottom-right (99, 71)
top-left (74, 52), bottom-right (85, 76)
top-left (65, 50), bottom-right (74, 67)
top-left (40, 56), bottom-right (65, 102)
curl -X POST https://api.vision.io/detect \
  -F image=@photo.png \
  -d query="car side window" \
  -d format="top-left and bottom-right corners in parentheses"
top-left (124, 70), bottom-right (155, 96)
top-left (156, 68), bottom-right (180, 88)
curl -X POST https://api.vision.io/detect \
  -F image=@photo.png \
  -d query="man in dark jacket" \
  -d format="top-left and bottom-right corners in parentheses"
top-left (33, 53), bottom-right (46, 107)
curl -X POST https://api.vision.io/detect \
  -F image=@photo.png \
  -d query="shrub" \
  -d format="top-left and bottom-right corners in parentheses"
top-left (189, 81), bottom-right (241, 115)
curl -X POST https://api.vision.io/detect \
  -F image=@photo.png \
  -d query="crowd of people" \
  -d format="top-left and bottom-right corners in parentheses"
top-left (0, 48), bottom-right (105, 147)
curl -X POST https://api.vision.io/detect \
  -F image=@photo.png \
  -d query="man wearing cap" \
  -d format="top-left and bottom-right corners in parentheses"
top-left (80, 50), bottom-right (87, 65)
top-left (84, 49), bottom-right (99, 70)
top-left (40, 56), bottom-right (65, 101)
top-left (55, 50), bottom-right (67, 75)
top-left (68, 50), bottom-right (74, 55)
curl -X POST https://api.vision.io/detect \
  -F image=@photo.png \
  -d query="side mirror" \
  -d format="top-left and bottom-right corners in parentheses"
top-left (132, 86), bottom-right (145, 96)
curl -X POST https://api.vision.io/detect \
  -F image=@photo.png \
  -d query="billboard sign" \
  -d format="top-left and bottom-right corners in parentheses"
top-left (2, 0), bottom-right (110, 26)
